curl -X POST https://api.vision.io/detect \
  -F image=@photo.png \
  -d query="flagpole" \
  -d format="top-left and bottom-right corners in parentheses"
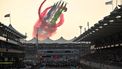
top-left (9, 13), bottom-right (11, 24)
top-left (112, 0), bottom-right (113, 10)
top-left (121, 0), bottom-right (122, 5)
top-left (105, 0), bottom-right (113, 10)
top-left (4, 13), bottom-right (11, 24)
top-left (116, 0), bottom-right (118, 7)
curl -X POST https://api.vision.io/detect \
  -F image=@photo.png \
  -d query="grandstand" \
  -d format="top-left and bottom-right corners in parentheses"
top-left (0, 23), bottom-right (26, 68)
top-left (23, 38), bottom-right (90, 68)
top-left (74, 5), bottom-right (122, 69)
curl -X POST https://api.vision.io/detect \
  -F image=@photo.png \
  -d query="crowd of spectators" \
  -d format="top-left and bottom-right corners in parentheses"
top-left (81, 46), bottom-right (122, 67)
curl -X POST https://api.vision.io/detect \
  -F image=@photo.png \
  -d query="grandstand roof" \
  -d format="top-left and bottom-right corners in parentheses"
top-left (74, 5), bottom-right (122, 42)
top-left (26, 37), bottom-right (76, 43)
top-left (8, 24), bottom-right (26, 38)
top-left (0, 23), bottom-right (26, 42)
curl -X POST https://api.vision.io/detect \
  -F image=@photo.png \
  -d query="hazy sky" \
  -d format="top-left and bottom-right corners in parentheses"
top-left (0, 0), bottom-right (120, 40)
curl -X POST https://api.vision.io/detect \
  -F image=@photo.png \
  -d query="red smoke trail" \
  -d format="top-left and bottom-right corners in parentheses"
top-left (33, 0), bottom-right (65, 40)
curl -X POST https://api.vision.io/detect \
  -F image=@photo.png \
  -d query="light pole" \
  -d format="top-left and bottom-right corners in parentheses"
top-left (84, 28), bottom-right (86, 32)
top-left (35, 28), bottom-right (39, 62)
top-left (36, 28), bottom-right (39, 50)
top-left (87, 22), bottom-right (89, 29)
top-left (79, 26), bottom-right (82, 34)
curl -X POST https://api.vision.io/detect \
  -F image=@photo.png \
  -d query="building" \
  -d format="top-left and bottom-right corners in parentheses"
top-left (0, 23), bottom-right (26, 68)
top-left (23, 37), bottom-right (90, 68)
top-left (74, 5), bottom-right (122, 69)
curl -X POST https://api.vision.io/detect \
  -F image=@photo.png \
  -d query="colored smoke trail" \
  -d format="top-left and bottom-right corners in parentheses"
top-left (33, 0), bottom-right (67, 40)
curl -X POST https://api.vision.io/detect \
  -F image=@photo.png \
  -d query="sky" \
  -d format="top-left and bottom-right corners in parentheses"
top-left (0, 0), bottom-right (121, 40)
